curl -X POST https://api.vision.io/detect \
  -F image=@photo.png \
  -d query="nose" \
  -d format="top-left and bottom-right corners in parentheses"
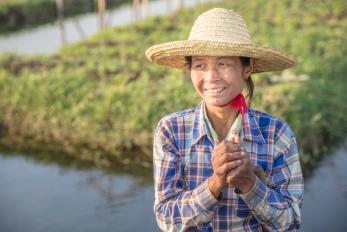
top-left (204, 66), bottom-right (220, 82)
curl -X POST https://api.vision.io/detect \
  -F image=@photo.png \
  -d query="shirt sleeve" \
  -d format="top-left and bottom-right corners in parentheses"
top-left (153, 118), bottom-right (221, 232)
top-left (239, 125), bottom-right (304, 231)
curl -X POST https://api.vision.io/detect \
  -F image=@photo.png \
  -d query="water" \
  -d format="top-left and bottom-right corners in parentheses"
top-left (1, 140), bottom-right (347, 231)
top-left (0, 0), bottom-right (215, 55)
top-left (301, 141), bottom-right (347, 232)
top-left (0, 153), bottom-right (159, 232)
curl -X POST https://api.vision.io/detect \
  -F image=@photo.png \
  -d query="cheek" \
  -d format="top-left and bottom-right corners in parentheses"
top-left (223, 71), bottom-right (246, 89)
top-left (190, 75), bottom-right (203, 93)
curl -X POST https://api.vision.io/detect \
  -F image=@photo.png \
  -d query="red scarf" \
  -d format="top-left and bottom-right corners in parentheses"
top-left (214, 93), bottom-right (248, 126)
top-left (230, 93), bottom-right (248, 127)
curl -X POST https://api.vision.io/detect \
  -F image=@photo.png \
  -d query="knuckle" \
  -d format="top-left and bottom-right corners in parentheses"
top-left (223, 154), bottom-right (231, 162)
top-left (223, 163), bottom-right (229, 170)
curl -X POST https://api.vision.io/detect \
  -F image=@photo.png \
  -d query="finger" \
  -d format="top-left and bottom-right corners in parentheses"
top-left (212, 141), bottom-right (225, 156)
top-left (216, 152), bottom-right (243, 165)
top-left (214, 140), bottom-right (226, 152)
top-left (226, 167), bottom-right (241, 183)
top-left (241, 149), bottom-right (247, 156)
top-left (225, 152), bottom-right (243, 162)
top-left (225, 142), bottom-right (242, 153)
top-left (212, 145), bottom-right (227, 161)
top-left (215, 141), bottom-right (233, 155)
top-left (212, 153), bottom-right (226, 167)
top-left (220, 159), bottom-right (243, 174)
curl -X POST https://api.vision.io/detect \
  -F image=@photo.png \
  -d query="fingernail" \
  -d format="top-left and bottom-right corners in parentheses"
top-left (237, 160), bottom-right (242, 164)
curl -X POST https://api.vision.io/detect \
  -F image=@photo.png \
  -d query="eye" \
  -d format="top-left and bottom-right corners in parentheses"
top-left (218, 62), bottom-right (228, 67)
top-left (193, 63), bottom-right (205, 70)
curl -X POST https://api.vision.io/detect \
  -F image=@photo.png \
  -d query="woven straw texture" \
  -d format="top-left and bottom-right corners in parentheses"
top-left (145, 8), bottom-right (296, 73)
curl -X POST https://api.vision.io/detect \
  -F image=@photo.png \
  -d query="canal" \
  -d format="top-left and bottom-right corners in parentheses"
top-left (0, 139), bottom-right (346, 231)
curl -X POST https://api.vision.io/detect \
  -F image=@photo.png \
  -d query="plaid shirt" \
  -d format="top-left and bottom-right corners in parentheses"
top-left (153, 102), bottom-right (304, 232)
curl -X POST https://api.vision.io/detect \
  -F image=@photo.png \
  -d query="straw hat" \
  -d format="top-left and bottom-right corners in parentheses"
top-left (145, 8), bottom-right (296, 73)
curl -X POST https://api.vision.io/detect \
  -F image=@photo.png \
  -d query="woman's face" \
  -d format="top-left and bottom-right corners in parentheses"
top-left (190, 56), bottom-right (251, 108)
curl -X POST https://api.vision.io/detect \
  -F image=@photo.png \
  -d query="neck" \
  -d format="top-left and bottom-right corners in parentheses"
top-left (205, 103), bottom-right (239, 141)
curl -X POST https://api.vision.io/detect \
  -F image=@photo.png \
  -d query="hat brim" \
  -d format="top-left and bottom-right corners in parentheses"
top-left (145, 40), bottom-right (296, 73)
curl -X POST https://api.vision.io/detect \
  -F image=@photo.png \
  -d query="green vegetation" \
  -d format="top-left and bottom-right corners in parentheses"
top-left (0, 0), bottom-right (128, 34)
top-left (0, 0), bottom-right (346, 174)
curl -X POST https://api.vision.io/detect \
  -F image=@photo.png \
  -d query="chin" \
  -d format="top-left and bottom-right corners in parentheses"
top-left (206, 99), bottom-right (231, 107)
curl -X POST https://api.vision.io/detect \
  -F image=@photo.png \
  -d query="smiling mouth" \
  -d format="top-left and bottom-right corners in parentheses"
top-left (204, 87), bottom-right (226, 94)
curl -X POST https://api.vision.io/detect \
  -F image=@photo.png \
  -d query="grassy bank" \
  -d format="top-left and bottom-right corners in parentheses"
top-left (0, 0), bottom-right (346, 173)
top-left (0, 0), bottom-right (128, 34)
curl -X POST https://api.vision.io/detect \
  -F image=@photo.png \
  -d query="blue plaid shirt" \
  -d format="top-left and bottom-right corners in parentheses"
top-left (153, 102), bottom-right (304, 231)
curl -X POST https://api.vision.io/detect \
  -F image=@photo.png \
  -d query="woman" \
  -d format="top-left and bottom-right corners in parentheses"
top-left (146, 8), bottom-right (304, 232)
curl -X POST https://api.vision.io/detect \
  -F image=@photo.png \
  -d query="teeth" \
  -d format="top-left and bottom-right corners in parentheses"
top-left (204, 87), bottom-right (225, 93)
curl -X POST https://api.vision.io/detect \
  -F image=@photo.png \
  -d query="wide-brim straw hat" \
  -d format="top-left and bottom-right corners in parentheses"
top-left (145, 8), bottom-right (296, 73)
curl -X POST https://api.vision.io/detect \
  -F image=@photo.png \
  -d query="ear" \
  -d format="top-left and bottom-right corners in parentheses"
top-left (244, 59), bottom-right (254, 80)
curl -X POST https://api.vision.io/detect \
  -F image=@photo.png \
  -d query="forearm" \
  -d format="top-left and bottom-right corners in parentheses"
top-left (155, 179), bottom-right (220, 232)
top-left (240, 177), bottom-right (302, 231)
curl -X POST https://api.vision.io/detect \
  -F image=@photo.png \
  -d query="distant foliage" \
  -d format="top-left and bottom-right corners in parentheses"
top-left (0, 0), bottom-right (346, 170)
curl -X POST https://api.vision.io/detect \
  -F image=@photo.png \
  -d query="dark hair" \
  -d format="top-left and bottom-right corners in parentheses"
top-left (239, 57), bottom-right (254, 106)
top-left (185, 56), bottom-right (254, 106)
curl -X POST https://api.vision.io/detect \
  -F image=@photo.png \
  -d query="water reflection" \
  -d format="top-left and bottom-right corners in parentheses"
top-left (0, 145), bottom-right (152, 181)
top-left (0, 150), bottom-right (157, 232)
top-left (79, 172), bottom-right (143, 209)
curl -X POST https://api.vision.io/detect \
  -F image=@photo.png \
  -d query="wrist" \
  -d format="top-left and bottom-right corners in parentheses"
top-left (208, 174), bottom-right (224, 199)
top-left (238, 174), bottom-right (256, 193)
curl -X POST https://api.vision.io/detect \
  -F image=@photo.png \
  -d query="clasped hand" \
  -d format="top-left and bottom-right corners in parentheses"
top-left (210, 140), bottom-right (257, 194)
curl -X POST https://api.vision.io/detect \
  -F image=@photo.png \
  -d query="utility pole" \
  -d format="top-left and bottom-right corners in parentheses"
top-left (132, 0), bottom-right (141, 20)
top-left (142, 0), bottom-right (149, 18)
top-left (166, 0), bottom-right (171, 13)
top-left (97, 0), bottom-right (106, 30)
top-left (177, 0), bottom-right (184, 9)
top-left (56, 0), bottom-right (66, 44)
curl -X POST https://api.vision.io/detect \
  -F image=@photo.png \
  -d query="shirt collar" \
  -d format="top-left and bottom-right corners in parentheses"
top-left (192, 101), bottom-right (209, 145)
top-left (192, 102), bottom-right (266, 145)
top-left (241, 109), bottom-right (266, 144)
